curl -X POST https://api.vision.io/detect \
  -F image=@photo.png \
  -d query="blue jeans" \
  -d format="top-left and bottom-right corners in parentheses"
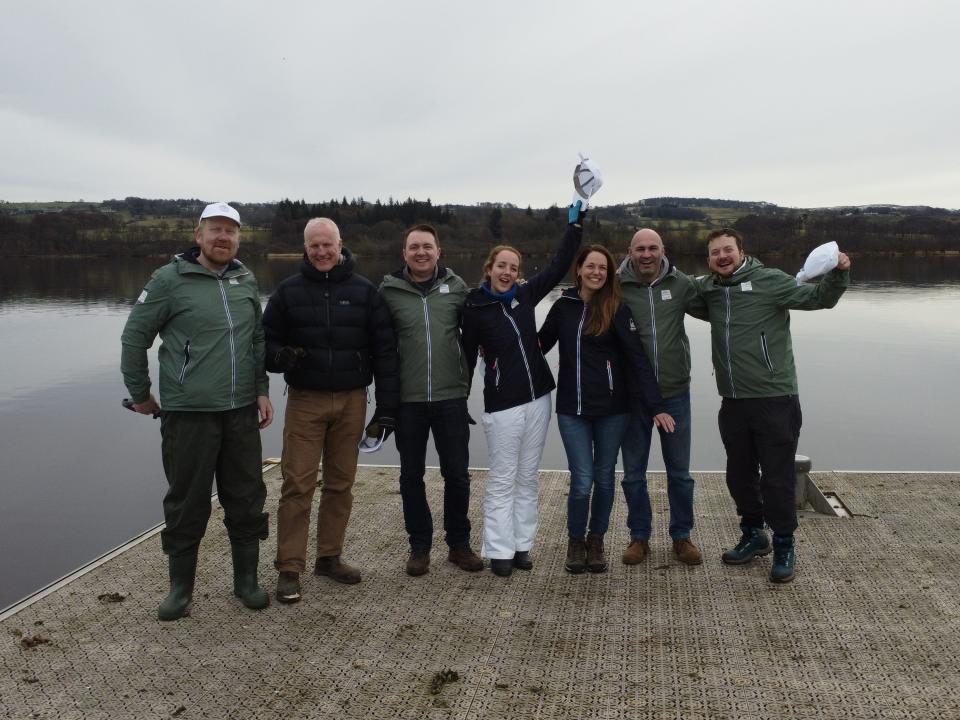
top-left (557, 413), bottom-right (630, 538)
top-left (620, 391), bottom-right (695, 541)
top-left (396, 398), bottom-right (471, 550)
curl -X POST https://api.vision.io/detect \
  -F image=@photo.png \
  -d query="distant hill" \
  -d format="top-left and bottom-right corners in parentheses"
top-left (1, 196), bottom-right (958, 256)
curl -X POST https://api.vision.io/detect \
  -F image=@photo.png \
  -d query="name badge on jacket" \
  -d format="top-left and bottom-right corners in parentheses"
top-left (741, 281), bottom-right (753, 292)
top-left (661, 289), bottom-right (672, 301)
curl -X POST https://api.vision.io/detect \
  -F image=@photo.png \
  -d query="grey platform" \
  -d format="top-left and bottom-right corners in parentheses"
top-left (3, 467), bottom-right (960, 720)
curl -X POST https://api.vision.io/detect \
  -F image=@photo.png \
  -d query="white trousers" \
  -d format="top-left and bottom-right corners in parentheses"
top-left (480, 394), bottom-right (552, 559)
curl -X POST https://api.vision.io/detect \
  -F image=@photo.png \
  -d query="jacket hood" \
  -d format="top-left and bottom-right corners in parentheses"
top-left (387, 264), bottom-right (450, 286)
top-left (300, 245), bottom-right (355, 282)
top-left (175, 247), bottom-right (244, 275)
top-left (619, 255), bottom-right (673, 286)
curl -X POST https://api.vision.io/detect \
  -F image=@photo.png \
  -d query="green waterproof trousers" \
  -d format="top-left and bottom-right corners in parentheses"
top-left (159, 403), bottom-right (268, 556)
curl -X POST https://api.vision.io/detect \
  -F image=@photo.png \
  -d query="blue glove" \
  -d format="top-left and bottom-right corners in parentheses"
top-left (568, 200), bottom-right (586, 226)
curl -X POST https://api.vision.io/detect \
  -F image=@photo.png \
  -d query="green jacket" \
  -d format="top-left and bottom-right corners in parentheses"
top-left (619, 258), bottom-right (706, 399)
top-left (120, 250), bottom-right (268, 411)
top-left (697, 257), bottom-right (849, 399)
top-left (380, 266), bottom-right (470, 403)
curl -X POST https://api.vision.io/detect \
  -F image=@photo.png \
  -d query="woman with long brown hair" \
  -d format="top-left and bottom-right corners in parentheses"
top-left (538, 245), bottom-right (674, 574)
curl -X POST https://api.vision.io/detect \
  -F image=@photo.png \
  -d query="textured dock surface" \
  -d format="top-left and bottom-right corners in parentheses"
top-left (2, 467), bottom-right (960, 720)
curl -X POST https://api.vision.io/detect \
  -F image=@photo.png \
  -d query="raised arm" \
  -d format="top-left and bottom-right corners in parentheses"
top-left (523, 203), bottom-right (586, 304)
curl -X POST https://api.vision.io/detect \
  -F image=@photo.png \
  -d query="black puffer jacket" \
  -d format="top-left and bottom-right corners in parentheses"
top-left (461, 224), bottom-right (581, 414)
top-left (538, 288), bottom-right (665, 417)
top-left (263, 248), bottom-right (400, 410)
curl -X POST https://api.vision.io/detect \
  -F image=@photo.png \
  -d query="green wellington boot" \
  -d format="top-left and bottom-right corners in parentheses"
top-left (158, 550), bottom-right (198, 621)
top-left (231, 542), bottom-right (270, 610)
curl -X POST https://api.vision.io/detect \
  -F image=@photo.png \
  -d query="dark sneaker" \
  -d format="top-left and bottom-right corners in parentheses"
top-left (490, 559), bottom-right (513, 577)
top-left (586, 533), bottom-right (608, 573)
top-left (406, 547), bottom-right (430, 577)
top-left (513, 551), bottom-right (533, 570)
top-left (276, 571), bottom-right (302, 603)
top-left (565, 537), bottom-right (587, 574)
top-left (314, 556), bottom-right (362, 584)
top-left (721, 526), bottom-right (772, 565)
top-left (622, 538), bottom-right (649, 565)
top-left (770, 535), bottom-right (796, 584)
top-left (447, 545), bottom-right (484, 572)
top-left (672, 538), bottom-right (703, 566)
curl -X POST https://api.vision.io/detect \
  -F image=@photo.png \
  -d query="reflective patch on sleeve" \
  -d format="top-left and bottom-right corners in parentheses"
top-left (137, 290), bottom-right (148, 303)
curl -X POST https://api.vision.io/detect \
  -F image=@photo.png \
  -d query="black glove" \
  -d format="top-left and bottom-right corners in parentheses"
top-left (274, 346), bottom-right (305, 371)
top-left (568, 199), bottom-right (587, 227)
top-left (364, 410), bottom-right (396, 444)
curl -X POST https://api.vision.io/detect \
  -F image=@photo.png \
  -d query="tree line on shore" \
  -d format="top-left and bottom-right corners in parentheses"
top-left (1, 196), bottom-right (958, 258)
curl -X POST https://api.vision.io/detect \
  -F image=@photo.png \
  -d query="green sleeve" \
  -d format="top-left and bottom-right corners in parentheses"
top-left (774, 267), bottom-right (850, 310)
top-left (683, 274), bottom-right (709, 321)
top-left (119, 270), bottom-right (171, 403)
top-left (253, 295), bottom-right (269, 397)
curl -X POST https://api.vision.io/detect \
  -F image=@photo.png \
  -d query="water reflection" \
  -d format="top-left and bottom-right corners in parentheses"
top-left (1, 254), bottom-right (958, 610)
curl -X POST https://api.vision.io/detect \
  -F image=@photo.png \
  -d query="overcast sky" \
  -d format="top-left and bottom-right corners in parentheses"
top-left (2, 1), bottom-right (958, 209)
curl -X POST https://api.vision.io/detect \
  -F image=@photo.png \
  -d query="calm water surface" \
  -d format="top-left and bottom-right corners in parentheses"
top-left (2, 253), bottom-right (958, 610)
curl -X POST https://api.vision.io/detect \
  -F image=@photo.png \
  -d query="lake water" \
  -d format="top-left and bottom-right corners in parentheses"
top-left (2, 253), bottom-right (958, 610)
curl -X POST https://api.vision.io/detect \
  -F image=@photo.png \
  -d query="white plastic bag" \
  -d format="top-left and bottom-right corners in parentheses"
top-left (572, 153), bottom-right (603, 209)
top-left (796, 241), bottom-right (839, 283)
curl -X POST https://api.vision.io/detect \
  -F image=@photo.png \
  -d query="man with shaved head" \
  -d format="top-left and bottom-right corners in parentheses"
top-left (263, 217), bottom-right (399, 603)
top-left (617, 228), bottom-right (706, 566)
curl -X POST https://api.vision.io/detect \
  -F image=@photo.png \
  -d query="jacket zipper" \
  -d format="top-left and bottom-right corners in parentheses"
top-left (760, 331), bottom-right (775, 375)
top-left (500, 305), bottom-right (536, 401)
top-left (606, 360), bottom-right (613, 394)
top-left (422, 296), bottom-right (432, 402)
top-left (575, 304), bottom-right (586, 414)
top-left (723, 287), bottom-right (736, 398)
top-left (178, 340), bottom-right (191, 384)
top-left (646, 286), bottom-right (659, 381)
top-left (493, 359), bottom-right (500, 388)
top-left (216, 277), bottom-right (237, 408)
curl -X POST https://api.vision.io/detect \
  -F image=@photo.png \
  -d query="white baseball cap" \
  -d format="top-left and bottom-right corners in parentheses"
top-left (199, 202), bottom-right (241, 226)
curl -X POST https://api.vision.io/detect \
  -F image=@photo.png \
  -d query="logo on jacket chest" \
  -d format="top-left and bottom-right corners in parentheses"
top-left (338, 299), bottom-right (352, 305)
top-left (660, 289), bottom-right (672, 301)
top-left (741, 281), bottom-right (753, 292)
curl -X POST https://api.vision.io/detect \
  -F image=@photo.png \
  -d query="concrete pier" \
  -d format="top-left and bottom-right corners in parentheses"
top-left (2, 466), bottom-right (959, 719)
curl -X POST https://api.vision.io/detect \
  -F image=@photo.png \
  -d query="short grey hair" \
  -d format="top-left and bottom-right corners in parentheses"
top-left (303, 217), bottom-right (341, 243)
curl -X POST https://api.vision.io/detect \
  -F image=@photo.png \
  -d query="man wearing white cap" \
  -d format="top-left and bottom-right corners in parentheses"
top-left (121, 202), bottom-right (274, 621)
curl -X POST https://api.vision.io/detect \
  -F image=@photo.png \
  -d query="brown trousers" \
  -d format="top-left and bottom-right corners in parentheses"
top-left (275, 387), bottom-right (367, 572)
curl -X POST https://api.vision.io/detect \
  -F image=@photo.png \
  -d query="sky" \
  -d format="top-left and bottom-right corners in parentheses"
top-left (2, 1), bottom-right (959, 209)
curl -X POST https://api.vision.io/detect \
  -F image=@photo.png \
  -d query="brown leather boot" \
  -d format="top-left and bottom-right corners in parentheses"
top-left (673, 538), bottom-right (703, 566)
top-left (406, 547), bottom-right (430, 577)
top-left (314, 555), bottom-right (362, 584)
top-left (586, 533), bottom-right (608, 573)
top-left (447, 545), bottom-right (483, 572)
top-left (622, 538), bottom-right (650, 565)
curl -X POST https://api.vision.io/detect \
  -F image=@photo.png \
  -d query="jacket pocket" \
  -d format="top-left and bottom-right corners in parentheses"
top-left (606, 360), bottom-right (614, 394)
top-left (760, 332), bottom-right (775, 375)
top-left (178, 340), bottom-right (191, 384)
top-left (493, 358), bottom-right (501, 389)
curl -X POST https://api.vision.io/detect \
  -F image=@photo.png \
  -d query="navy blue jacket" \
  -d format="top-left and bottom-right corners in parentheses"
top-left (262, 248), bottom-right (400, 411)
top-left (538, 287), bottom-right (665, 417)
top-left (461, 224), bottom-right (582, 413)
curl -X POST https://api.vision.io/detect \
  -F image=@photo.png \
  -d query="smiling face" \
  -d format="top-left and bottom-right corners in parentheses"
top-left (629, 229), bottom-right (664, 283)
top-left (403, 229), bottom-right (440, 282)
top-left (304, 220), bottom-right (342, 272)
top-left (707, 234), bottom-right (745, 277)
top-left (195, 217), bottom-right (240, 272)
top-left (577, 250), bottom-right (609, 299)
top-left (487, 249), bottom-right (521, 294)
